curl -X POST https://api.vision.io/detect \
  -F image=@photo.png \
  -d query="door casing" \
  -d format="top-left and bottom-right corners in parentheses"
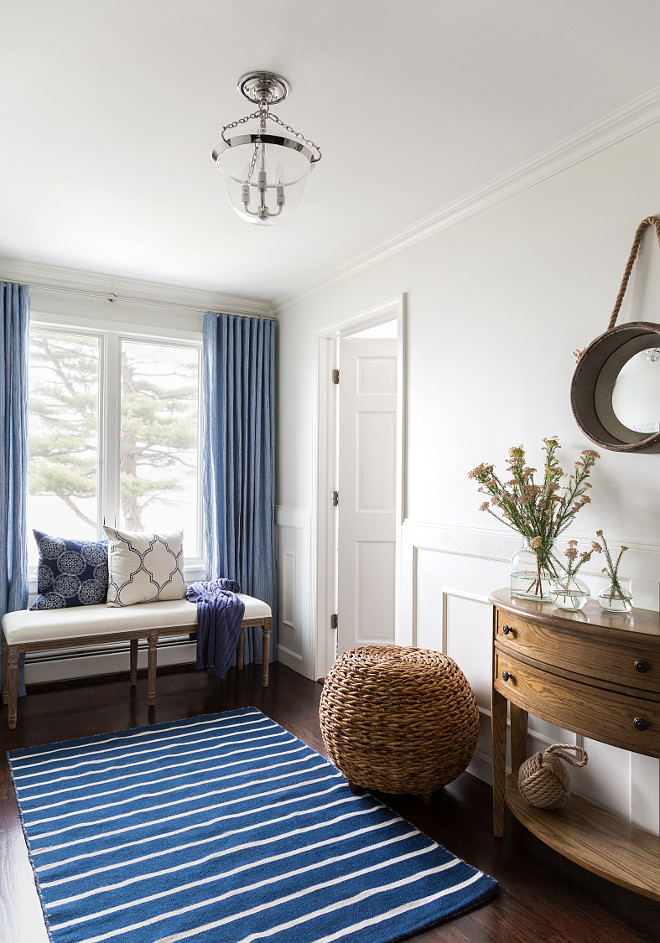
top-left (312, 295), bottom-right (406, 680)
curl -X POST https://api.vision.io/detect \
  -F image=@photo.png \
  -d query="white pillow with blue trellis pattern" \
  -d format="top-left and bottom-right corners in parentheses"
top-left (104, 526), bottom-right (186, 607)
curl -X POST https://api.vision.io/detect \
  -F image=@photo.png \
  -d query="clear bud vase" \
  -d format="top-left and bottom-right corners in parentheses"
top-left (549, 574), bottom-right (590, 611)
top-left (598, 577), bottom-right (633, 613)
top-left (510, 537), bottom-right (558, 601)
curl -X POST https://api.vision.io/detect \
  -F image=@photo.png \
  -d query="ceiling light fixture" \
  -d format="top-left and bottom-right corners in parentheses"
top-left (211, 71), bottom-right (321, 225)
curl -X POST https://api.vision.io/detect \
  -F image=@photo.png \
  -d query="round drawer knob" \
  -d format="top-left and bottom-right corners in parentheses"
top-left (633, 717), bottom-right (648, 732)
top-left (501, 670), bottom-right (513, 682)
top-left (634, 659), bottom-right (650, 673)
top-left (502, 625), bottom-right (513, 635)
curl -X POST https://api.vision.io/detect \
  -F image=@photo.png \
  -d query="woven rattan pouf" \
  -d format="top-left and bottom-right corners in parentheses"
top-left (319, 645), bottom-right (480, 799)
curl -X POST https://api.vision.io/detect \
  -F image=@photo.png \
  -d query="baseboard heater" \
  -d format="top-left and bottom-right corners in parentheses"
top-left (24, 635), bottom-right (196, 686)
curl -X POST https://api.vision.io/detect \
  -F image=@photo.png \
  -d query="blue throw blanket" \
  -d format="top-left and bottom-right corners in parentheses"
top-left (186, 578), bottom-right (245, 679)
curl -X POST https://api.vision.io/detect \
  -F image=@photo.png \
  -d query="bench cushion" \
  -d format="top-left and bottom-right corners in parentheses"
top-left (2, 594), bottom-right (271, 646)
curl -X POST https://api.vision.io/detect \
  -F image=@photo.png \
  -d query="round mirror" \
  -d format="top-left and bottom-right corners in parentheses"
top-left (571, 321), bottom-right (660, 452)
top-left (611, 347), bottom-right (660, 433)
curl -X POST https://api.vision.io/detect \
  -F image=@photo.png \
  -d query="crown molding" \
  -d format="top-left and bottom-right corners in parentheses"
top-left (274, 85), bottom-right (660, 312)
top-left (0, 258), bottom-right (274, 319)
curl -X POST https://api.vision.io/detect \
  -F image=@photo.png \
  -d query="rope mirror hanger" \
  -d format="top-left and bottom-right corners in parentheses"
top-left (571, 216), bottom-right (660, 453)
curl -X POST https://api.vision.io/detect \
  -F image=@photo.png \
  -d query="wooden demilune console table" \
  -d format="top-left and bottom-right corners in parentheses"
top-left (490, 588), bottom-right (660, 901)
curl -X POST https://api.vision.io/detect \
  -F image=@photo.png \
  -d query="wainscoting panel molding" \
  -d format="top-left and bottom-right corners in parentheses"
top-left (275, 506), bottom-right (313, 676)
top-left (281, 552), bottom-right (297, 629)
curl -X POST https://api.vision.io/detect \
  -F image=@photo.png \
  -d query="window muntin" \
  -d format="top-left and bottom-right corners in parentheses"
top-left (27, 323), bottom-right (202, 571)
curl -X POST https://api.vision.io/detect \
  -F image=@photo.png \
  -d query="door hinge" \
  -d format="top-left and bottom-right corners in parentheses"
top-left (332, 490), bottom-right (339, 506)
top-left (330, 613), bottom-right (338, 630)
top-left (332, 368), bottom-right (340, 384)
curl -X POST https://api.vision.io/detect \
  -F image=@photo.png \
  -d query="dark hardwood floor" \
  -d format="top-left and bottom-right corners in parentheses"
top-left (1, 661), bottom-right (658, 943)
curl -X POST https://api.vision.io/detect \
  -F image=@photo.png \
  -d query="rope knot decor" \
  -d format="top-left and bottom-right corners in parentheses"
top-left (518, 743), bottom-right (588, 809)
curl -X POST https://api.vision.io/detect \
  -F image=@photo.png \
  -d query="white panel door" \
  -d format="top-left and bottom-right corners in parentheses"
top-left (337, 337), bottom-right (397, 654)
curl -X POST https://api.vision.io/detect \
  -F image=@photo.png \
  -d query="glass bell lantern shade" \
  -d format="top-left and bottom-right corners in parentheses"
top-left (212, 131), bottom-right (315, 225)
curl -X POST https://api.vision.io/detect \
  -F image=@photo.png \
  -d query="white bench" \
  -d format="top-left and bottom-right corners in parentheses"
top-left (1, 595), bottom-right (272, 729)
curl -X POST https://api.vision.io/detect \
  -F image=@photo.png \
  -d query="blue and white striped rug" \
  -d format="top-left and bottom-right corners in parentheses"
top-left (8, 707), bottom-right (497, 943)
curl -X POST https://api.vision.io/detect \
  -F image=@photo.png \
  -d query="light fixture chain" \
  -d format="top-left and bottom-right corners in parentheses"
top-left (221, 109), bottom-right (262, 144)
top-left (247, 143), bottom-right (259, 184)
top-left (267, 112), bottom-right (322, 161)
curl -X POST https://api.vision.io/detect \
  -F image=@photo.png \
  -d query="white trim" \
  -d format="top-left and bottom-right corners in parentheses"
top-left (275, 86), bottom-right (660, 311)
top-left (31, 307), bottom-right (205, 343)
top-left (277, 644), bottom-right (304, 670)
top-left (401, 518), bottom-right (660, 581)
top-left (438, 588), bottom-right (490, 653)
top-left (313, 295), bottom-right (406, 680)
top-left (312, 335), bottom-right (338, 679)
top-left (630, 753), bottom-right (660, 833)
top-left (274, 505), bottom-right (314, 677)
top-left (102, 331), bottom-right (119, 528)
top-left (0, 258), bottom-right (274, 319)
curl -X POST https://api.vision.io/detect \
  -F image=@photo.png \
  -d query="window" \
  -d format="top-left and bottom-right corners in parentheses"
top-left (27, 321), bottom-right (203, 570)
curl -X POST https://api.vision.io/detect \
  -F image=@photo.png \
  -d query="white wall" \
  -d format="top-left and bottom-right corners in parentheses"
top-left (273, 119), bottom-right (660, 833)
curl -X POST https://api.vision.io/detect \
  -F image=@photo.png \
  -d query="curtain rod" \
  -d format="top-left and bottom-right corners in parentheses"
top-left (27, 282), bottom-right (277, 320)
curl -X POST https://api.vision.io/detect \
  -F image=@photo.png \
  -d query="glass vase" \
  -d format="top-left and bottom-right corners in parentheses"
top-left (510, 538), bottom-right (558, 601)
top-left (598, 578), bottom-right (633, 613)
top-left (549, 574), bottom-right (590, 611)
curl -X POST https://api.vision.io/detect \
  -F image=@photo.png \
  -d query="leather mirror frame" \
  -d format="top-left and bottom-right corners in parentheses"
top-left (570, 321), bottom-right (660, 453)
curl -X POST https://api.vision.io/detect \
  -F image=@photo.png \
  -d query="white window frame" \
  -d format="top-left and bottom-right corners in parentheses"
top-left (28, 310), bottom-right (206, 587)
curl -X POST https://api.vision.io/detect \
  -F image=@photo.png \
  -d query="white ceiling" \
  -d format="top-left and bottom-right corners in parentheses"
top-left (3, 0), bottom-right (660, 304)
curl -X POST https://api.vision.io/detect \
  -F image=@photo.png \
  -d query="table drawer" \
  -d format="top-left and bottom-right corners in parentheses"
top-left (494, 648), bottom-right (660, 758)
top-left (495, 609), bottom-right (660, 695)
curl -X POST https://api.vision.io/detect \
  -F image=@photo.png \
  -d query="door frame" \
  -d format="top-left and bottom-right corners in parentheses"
top-left (312, 294), bottom-right (406, 680)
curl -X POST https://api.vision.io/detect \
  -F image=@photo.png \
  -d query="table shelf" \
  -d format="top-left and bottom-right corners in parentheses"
top-left (504, 773), bottom-right (660, 901)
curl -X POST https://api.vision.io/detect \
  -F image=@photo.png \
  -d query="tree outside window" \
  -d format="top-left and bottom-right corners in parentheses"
top-left (27, 327), bottom-right (201, 565)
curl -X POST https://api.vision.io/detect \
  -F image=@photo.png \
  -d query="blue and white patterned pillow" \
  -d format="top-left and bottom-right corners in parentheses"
top-left (104, 526), bottom-right (186, 607)
top-left (30, 531), bottom-right (109, 610)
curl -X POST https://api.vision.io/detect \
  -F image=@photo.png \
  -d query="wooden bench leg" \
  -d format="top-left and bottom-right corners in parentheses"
top-left (6, 646), bottom-right (20, 730)
top-left (237, 627), bottom-right (245, 670)
top-left (129, 638), bottom-right (138, 686)
top-left (262, 619), bottom-right (271, 688)
top-left (1, 636), bottom-right (8, 705)
top-left (147, 631), bottom-right (158, 707)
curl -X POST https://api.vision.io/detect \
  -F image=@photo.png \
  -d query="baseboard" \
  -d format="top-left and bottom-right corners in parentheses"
top-left (277, 643), bottom-right (305, 675)
top-left (466, 749), bottom-right (493, 787)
